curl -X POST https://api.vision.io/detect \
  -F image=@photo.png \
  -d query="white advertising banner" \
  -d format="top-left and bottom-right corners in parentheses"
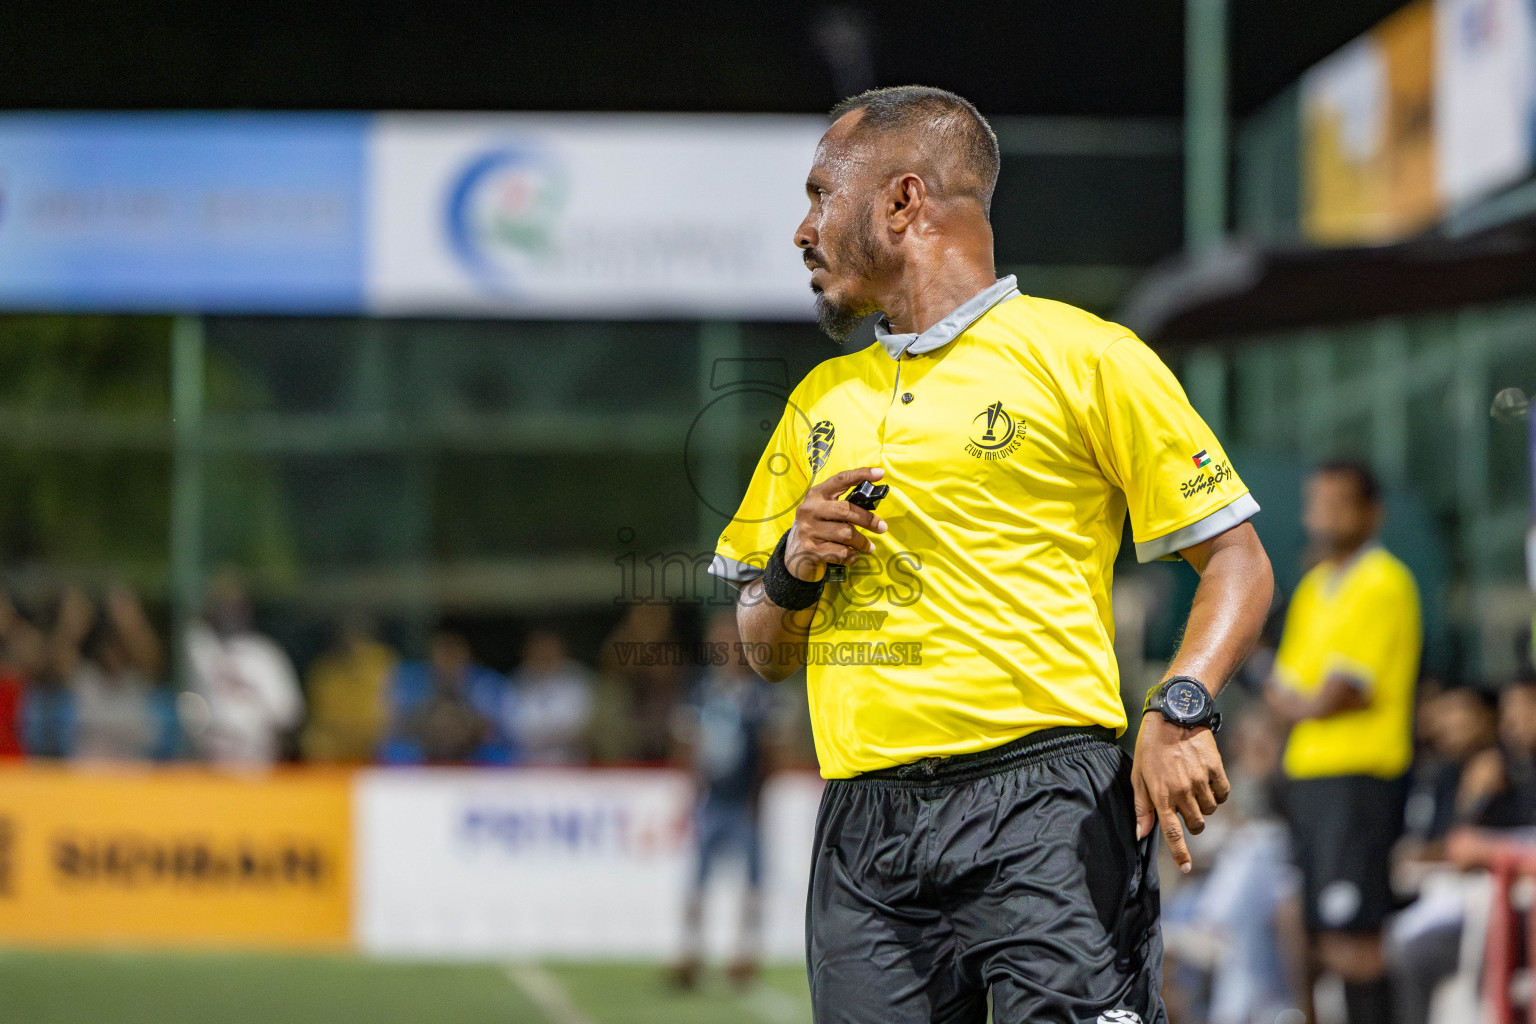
top-left (1434, 0), bottom-right (1535, 208)
top-left (355, 768), bottom-right (822, 960)
top-left (367, 114), bottom-right (824, 319)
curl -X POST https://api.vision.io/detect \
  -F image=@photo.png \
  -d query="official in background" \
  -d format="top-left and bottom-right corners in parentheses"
top-left (1266, 461), bottom-right (1420, 1024)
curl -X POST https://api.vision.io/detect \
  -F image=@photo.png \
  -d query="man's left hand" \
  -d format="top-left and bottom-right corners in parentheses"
top-left (1131, 712), bottom-right (1230, 874)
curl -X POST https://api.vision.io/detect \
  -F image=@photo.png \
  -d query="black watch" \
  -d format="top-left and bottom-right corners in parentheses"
top-left (1143, 675), bottom-right (1222, 732)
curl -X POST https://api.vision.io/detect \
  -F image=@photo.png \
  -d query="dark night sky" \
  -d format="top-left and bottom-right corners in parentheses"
top-left (0, 0), bottom-right (1409, 116)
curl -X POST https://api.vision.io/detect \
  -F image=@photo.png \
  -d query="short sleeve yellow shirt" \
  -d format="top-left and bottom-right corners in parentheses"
top-left (1274, 546), bottom-right (1420, 780)
top-left (712, 280), bottom-right (1256, 778)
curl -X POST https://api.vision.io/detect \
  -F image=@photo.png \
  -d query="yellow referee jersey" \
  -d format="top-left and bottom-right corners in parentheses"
top-left (1274, 546), bottom-right (1420, 780)
top-left (710, 276), bottom-right (1257, 778)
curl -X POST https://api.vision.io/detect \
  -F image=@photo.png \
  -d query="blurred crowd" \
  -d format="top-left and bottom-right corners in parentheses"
top-left (0, 575), bottom-right (809, 772)
top-left (0, 570), bottom-right (801, 991)
top-left (1162, 666), bottom-right (1536, 1024)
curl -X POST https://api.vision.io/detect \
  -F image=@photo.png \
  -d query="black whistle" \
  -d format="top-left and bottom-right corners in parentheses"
top-left (825, 481), bottom-right (889, 583)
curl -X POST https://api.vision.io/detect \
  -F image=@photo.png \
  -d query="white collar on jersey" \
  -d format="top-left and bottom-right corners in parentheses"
top-left (872, 275), bottom-right (1021, 360)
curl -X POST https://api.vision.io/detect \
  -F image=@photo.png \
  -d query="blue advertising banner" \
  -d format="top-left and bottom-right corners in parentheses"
top-left (0, 114), bottom-right (367, 312)
top-left (0, 112), bottom-right (821, 317)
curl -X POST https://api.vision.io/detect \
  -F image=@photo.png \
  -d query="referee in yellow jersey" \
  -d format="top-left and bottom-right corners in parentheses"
top-left (1266, 461), bottom-right (1419, 1024)
top-left (709, 86), bottom-right (1275, 1024)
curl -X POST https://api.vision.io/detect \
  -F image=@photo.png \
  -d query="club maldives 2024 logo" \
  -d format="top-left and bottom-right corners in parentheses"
top-left (445, 147), bottom-right (569, 293)
top-left (965, 401), bottom-right (1026, 460)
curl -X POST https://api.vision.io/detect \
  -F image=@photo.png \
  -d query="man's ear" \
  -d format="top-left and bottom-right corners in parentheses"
top-left (887, 173), bottom-right (926, 233)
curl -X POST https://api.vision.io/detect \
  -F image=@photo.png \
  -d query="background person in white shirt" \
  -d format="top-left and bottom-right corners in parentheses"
top-left (507, 629), bottom-right (594, 766)
top-left (184, 574), bottom-right (303, 767)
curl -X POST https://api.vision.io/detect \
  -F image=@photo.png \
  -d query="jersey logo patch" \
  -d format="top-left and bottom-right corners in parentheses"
top-left (965, 401), bottom-right (1026, 460)
top-left (1097, 1011), bottom-right (1142, 1024)
top-left (807, 420), bottom-right (835, 476)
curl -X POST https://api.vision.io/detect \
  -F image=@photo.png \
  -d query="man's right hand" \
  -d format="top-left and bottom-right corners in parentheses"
top-left (785, 467), bottom-right (888, 582)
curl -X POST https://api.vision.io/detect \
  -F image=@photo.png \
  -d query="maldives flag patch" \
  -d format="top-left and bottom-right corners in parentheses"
top-left (1192, 449), bottom-right (1211, 468)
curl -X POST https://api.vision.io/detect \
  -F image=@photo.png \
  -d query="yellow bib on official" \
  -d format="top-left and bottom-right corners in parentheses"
top-left (1275, 546), bottom-right (1420, 780)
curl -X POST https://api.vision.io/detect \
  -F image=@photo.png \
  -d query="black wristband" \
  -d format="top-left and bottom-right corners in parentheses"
top-left (763, 531), bottom-right (825, 611)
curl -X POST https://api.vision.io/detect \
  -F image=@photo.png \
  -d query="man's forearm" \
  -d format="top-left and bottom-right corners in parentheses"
top-left (1167, 522), bottom-right (1274, 695)
top-left (732, 466), bottom-right (888, 684)
top-left (736, 578), bottom-right (819, 682)
top-left (1267, 673), bottom-right (1370, 723)
top-left (1264, 681), bottom-right (1311, 725)
top-left (1133, 521), bottom-right (1266, 872)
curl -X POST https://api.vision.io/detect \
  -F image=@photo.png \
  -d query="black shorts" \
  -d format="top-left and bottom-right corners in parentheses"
top-left (1286, 774), bottom-right (1407, 933)
top-left (807, 727), bottom-right (1165, 1024)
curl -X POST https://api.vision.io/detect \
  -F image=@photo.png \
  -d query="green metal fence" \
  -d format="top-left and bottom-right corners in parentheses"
top-left (1176, 301), bottom-right (1536, 681)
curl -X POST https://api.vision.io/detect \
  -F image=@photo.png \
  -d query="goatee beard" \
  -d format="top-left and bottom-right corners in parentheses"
top-left (814, 291), bottom-right (875, 344)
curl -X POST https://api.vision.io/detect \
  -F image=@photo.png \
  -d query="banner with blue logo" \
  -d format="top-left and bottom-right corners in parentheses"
top-left (355, 768), bottom-right (824, 958)
top-left (0, 114), bottom-right (368, 312)
top-left (367, 114), bottom-right (823, 319)
top-left (0, 112), bottom-right (823, 318)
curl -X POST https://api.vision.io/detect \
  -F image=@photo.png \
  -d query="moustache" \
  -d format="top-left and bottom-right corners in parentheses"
top-left (803, 249), bottom-right (827, 272)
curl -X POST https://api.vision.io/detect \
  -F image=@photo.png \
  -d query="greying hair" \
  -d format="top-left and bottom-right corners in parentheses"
top-left (830, 85), bottom-right (1000, 215)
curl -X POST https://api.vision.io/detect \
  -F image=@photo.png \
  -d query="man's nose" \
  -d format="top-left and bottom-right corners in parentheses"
top-left (794, 218), bottom-right (816, 250)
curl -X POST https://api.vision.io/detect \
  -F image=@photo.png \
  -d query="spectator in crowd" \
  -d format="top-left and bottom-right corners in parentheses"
top-left (1414, 674), bottom-right (1448, 757)
top-left (505, 629), bottom-right (593, 766)
top-left (20, 591), bottom-right (76, 758)
top-left (1495, 675), bottom-right (1536, 821)
top-left (669, 611), bottom-right (780, 990)
top-left (70, 587), bottom-right (172, 761)
top-left (300, 614), bottom-right (398, 763)
top-left (1265, 461), bottom-right (1420, 1024)
top-left (596, 605), bottom-right (686, 762)
top-left (382, 628), bottom-right (510, 765)
top-left (1387, 680), bottom-right (1536, 1024)
top-left (0, 593), bottom-right (45, 758)
top-left (1400, 685), bottom-right (1516, 857)
top-left (21, 586), bottom-right (173, 761)
top-left (184, 574), bottom-right (304, 767)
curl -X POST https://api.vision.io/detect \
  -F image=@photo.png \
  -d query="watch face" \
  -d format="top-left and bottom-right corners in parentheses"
top-left (1164, 680), bottom-right (1208, 722)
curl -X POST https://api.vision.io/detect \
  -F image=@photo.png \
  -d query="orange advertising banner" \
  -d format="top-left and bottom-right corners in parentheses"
top-left (0, 765), bottom-right (351, 948)
top-left (1303, 0), bottom-right (1439, 244)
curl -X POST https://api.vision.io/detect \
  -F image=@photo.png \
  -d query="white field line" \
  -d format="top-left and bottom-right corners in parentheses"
top-left (741, 981), bottom-right (806, 1024)
top-left (504, 963), bottom-right (597, 1024)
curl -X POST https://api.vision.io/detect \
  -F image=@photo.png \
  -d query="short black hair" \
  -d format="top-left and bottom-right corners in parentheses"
top-left (829, 85), bottom-right (1001, 215)
top-left (1314, 458), bottom-right (1382, 505)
